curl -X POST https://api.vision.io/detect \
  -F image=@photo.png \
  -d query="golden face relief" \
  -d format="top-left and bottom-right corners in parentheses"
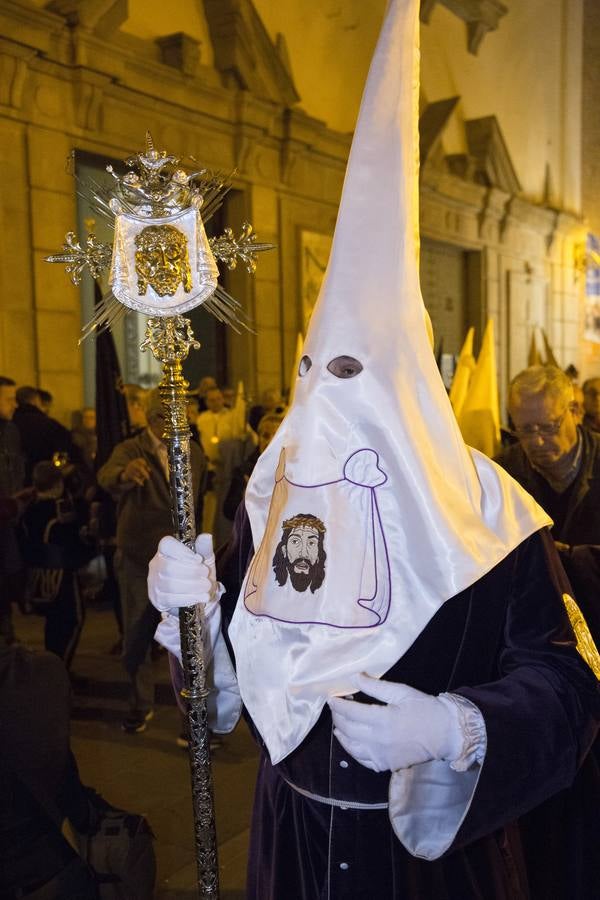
top-left (134, 224), bottom-right (192, 297)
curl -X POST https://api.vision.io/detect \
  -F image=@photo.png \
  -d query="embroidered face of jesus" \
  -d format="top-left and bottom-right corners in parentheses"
top-left (272, 514), bottom-right (326, 593)
top-left (134, 224), bottom-right (192, 297)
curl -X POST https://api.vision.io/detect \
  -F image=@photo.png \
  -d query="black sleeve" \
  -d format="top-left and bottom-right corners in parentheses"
top-left (455, 530), bottom-right (600, 846)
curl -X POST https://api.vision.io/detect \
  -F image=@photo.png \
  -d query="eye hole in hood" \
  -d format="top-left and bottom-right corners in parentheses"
top-left (327, 356), bottom-right (363, 379)
top-left (298, 355), bottom-right (312, 376)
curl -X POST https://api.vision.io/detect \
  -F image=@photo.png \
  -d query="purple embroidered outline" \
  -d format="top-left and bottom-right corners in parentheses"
top-left (243, 448), bottom-right (392, 629)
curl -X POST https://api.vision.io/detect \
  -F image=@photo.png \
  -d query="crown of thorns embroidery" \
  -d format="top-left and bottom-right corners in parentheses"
top-left (282, 514), bottom-right (326, 533)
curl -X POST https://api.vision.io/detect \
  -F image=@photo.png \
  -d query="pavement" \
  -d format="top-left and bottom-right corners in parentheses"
top-left (14, 602), bottom-right (258, 899)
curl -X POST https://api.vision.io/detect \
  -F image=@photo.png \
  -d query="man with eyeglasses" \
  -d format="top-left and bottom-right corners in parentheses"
top-left (496, 364), bottom-right (600, 899)
top-left (498, 365), bottom-right (600, 571)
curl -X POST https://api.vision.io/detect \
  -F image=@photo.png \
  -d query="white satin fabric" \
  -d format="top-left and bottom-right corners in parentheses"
top-left (390, 693), bottom-right (486, 859)
top-left (229, 0), bottom-right (550, 767)
top-left (110, 205), bottom-right (218, 316)
top-left (155, 607), bottom-right (241, 735)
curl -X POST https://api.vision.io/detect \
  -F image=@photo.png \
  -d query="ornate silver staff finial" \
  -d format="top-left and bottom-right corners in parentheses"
top-left (44, 134), bottom-right (275, 900)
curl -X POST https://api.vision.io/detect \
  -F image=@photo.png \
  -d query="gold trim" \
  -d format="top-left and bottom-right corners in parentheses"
top-left (562, 593), bottom-right (600, 680)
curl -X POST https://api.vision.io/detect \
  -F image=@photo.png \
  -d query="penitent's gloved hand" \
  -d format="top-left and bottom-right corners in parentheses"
top-left (328, 673), bottom-right (465, 773)
top-left (148, 533), bottom-right (224, 664)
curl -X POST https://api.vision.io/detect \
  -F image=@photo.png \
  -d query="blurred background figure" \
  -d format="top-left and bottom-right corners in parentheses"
top-left (185, 393), bottom-right (200, 444)
top-left (71, 407), bottom-right (98, 476)
top-left (0, 376), bottom-right (26, 646)
top-left (13, 385), bottom-right (78, 484)
top-left (221, 386), bottom-right (236, 409)
top-left (20, 461), bottom-right (93, 670)
top-left (194, 375), bottom-right (218, 414)
top-left (582, 377), bottom-right (600, 433)
top-left (197, 384), bottom-right (255, 546)
top-left (97, 389), bottom-right (206, 734)
top-left (38, 388), bottom-right (54, 416)
top-left (0, 638), bottom-right (156, 899)
top-left (0, 640), bottom-right (100, 899)
top-left (224, 411), bottom-right (285, 521)
top-left (248, 387), bottom-right (285, 432)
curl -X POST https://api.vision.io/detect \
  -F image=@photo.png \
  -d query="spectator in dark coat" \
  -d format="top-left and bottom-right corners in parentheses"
top-left (38, 388), bottom-right (54, 415)
top-left (248, 387), bottom-right (285, 432)
top-left (496, 365), bottom-right (600, 640)
top-left (21, 462), bottom-right (92, 669)
top-left (13, 386), bottom-right (78, 483)
top-left (496, 364), bottom-right (600, 900)
top-left (223, 412), bottom-right (284, 520)
top-left (97, 389), bottom-right (206, 733)
top-left (0, 640), bottom-right (99, 898)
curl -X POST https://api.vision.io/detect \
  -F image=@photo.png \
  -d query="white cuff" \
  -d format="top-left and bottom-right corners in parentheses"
top-left (154, 603), bottom-right (241, 734)
top-left (438, 692), bottom-right (487, 772)
top-left (388, 696), bottom-right (487, 860)
top-left (207, 631), bottom-right (242, 733)
top-left (155, 583), bottom-right (225, 666)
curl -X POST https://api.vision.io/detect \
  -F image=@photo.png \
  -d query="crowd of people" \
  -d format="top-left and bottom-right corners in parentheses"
top-left (0, 375), bottom-right (286, 706)
top-left (0, 371), bottom-right (287, 897)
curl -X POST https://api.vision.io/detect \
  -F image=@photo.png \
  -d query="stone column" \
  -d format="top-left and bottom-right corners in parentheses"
top-left (27, 125), bottom-right (82, 425)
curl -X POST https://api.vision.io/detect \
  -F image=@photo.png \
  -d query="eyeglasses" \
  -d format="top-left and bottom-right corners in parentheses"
top-left (511, 406), bottom-right (573, 439)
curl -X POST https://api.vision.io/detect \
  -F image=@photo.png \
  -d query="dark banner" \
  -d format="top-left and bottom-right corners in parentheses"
top-left (94, 281), bottom-right (130, 469)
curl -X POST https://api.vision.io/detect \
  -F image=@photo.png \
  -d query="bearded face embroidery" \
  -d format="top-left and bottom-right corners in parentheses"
top-left (243, 448), bottom-right (391, 628)
top-left (134, 223), bottom-right (192, 297)
top-left (272, 514), bottom-right (326, 593)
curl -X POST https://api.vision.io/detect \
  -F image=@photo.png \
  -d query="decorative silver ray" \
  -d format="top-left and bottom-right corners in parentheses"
top-left (45, 131), bottom-right (275, 900)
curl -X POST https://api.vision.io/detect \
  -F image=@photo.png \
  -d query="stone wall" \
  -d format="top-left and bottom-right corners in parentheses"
top-left (0, 0), bottom-right (350, 423)
top-left (0, 0), bottom-right (590, 427)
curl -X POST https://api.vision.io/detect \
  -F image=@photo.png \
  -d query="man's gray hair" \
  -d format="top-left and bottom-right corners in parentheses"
top-left (508, 365), bottom-right (573, 408)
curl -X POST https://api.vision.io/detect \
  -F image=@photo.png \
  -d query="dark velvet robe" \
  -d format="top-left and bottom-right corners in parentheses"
top-left (496, 430), bottom-right (600, 899)
top-left (215, 510), bottom-right (600, 900)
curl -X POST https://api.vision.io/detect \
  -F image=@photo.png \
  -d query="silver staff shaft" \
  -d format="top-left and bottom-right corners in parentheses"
top-left (144, 315), bottom-right (219, 899)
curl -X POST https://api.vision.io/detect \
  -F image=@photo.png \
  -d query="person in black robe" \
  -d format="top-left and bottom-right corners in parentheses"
top-left (166, 502), bottom-right (591, 900)
top-left (147, 2), bottom-right (600, 896)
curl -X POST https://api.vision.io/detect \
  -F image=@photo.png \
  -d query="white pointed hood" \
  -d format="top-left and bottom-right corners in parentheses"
top-left (229, 0), bottom-right (550, 765)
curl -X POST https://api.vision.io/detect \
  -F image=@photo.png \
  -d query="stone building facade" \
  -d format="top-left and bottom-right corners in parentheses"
top-left (0, 0), bottom-right (596, 423)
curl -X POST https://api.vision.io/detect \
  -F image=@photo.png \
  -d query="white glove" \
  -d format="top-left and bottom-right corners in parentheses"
top-left (149, 533), bottom-right (224, 665)
top-left (328, 673), bottom-right (464, 773)
top-left (148, 533), bottom-right (221, 616)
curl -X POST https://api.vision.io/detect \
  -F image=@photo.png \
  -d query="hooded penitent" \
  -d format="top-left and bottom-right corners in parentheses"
top-left (229, 0), bottom-right (550, 765)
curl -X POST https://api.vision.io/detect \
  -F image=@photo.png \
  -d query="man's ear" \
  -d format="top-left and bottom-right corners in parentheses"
top-left (281, 546), bottom-right (287, 559)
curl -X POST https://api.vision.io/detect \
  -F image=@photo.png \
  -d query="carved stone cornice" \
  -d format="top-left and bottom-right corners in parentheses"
top-left (204, 0), bottom-right (300, 107)
top-left (419, 96), bottom-right (459, 165)
top-left (0, 38), bottom-right (37, 110)
top-left (0, 1), bottom-right (63, 54)
top-left (476, 186), bottom-right (510, 238)
top-left (465, 116), bottom-right (521, 194)
top-left (499, 195), bottom-right (558, 244)
top-left (420, 0), bottom-right (508, 55)
top-left (72, 69), bottom-right (111, 132)
top-left (421, 165), bottom-right (486, 210)
top-left (46, 0), bottom-right (128, 38)
top-left (280, 108), bottom-right (350, 187)
top-left (233, 91), bottom-right (279, 173)
top-left (156, 32), bottom-right (201, 78)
